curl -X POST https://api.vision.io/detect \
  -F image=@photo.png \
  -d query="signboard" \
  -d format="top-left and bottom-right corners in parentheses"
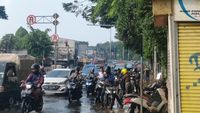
top-left (174, 0), bottom-right (200, 21)
top-left (27, 15), bottom-right (36, 25)
top-left (152, 0), bottom-right (171, 15)
top-left (51, 34), bottom-right (59, 43)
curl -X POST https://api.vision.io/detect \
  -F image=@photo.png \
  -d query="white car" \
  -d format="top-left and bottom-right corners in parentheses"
top-left (42, 68), bottom-right (72, 95)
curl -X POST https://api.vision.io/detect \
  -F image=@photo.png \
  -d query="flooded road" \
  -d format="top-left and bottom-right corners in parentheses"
top-left (0, 91), bottom-right (126, 113)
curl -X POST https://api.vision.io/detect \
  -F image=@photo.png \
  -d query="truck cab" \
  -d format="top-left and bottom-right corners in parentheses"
top-left (0, 61), bottom-right (20, 108)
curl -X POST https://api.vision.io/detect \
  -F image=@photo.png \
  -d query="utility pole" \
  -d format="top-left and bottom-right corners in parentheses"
top-left (53, 13), bottom-right (59, 68)
top-left (154, 46), bottom-right (157, 79)
top-left (26, 13), bottom-right (59, 69)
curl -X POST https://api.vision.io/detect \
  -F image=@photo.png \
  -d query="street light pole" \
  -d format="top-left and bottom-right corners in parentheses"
top-left (110, 28), bottom-right (112, 60)
top-left (87, 24), bottom-right (113, 60)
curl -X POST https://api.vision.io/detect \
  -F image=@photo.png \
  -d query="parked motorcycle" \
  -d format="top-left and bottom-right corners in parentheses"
top-left (21, 82), bottom-right (43, 113)
top-left (67, 81), bottom-right (82, 103)
top-left (123, 81), bottom-right (167, 113)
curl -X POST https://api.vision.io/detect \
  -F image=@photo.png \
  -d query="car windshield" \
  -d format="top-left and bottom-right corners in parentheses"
top-left (82, 65), bottom-right (100, 75)
top-left (46, 70), bottom-right (70, 78)
top-left (114, 64), bottom-right (125, 70)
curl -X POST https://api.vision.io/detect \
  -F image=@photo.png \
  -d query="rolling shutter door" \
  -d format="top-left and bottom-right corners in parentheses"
top-left (179, 23), bottom-right (200, 113)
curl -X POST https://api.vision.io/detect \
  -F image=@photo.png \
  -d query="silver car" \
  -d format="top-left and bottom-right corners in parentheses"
top-left (42, 69), bottom-right (72, 95)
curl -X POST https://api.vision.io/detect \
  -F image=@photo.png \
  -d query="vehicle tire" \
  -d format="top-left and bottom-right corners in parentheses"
top-left (102, 94), bottom-right (108, 108)
top-left (159, 104), bottom-right (168, 113)
top-left (87, 91), bottom-right (89, 97)
top-left (8, 96), bottom-right (15, 108)
top-left (109, 95), bottom-right (115, 110)
top-left (35, 97), bottom-right (43, 113)
top-left (95, 88), bottom-right (101, 103)
top-left (127, 104), bottom-right (137, 113)
top-left (21, 99), bottom-right (31, 113)
top-left (68, 92), bottom-right (72, 103)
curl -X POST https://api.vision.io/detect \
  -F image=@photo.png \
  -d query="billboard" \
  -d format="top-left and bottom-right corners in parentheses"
top-left (174, 0), bottom-right (200, 21)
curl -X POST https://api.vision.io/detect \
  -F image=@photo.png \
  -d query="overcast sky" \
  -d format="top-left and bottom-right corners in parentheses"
top-left (0, 0), bottom-right (117, 46)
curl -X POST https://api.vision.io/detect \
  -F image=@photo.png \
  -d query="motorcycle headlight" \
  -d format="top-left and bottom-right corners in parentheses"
top-left (26, 84), bottom-right (32, 89)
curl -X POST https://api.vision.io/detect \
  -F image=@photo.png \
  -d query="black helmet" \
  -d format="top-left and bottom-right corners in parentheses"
top-left (75, 66), bottom-right (80, 72)
top-left (105, 66), bottom-right (111, 75)
top-left (31, 63), bottom-right (40, 72)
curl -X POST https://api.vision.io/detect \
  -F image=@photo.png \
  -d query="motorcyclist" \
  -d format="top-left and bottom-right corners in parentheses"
top-left (121, 68), bottom-right (131, 94)
top-left (87, 68), bottom-right (95, 79)
top-left (69, 66), bottom-right (83, 83)
top-left (98, 66), bottom-right (105, 81)
top-left (96, 66), bottom-right (105, 103)
top-left (40, 66), bottom-right (46, 76)
top-left (69, 66), bottom-right (83, 91)
top-left (113, 69), bottom-right (124, 109)
top-left (86, 68), bottom-right (96, 96)
top-left (134, 68), bottom-right (140, 94)
top-left (101, 66), bottom-right (115, 107)
top-left (25, 63), bottom-right (44, 100)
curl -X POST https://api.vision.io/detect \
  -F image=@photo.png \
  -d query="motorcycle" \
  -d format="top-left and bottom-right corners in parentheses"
top-left (103, 85), bottom-right (116, 109)
top-left (21, 82), bottom-right (43, 113)
top-left (95, 80), bottom-right (104, 103)
top-left (123, 81), bottom-right (168, 113)
top-left (67, 81), bottom-right (82, 103)
top-left (86, 78), bottom-right (95, 97)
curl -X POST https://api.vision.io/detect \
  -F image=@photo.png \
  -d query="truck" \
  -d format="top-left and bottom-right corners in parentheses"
top-left (0, 54), bottom-right (35, 108)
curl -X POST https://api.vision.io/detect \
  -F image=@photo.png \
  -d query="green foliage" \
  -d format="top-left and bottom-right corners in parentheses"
top-left (0, 34), bottom-right (16, 52)
top-left (15, 27), bottom-right (29, 49)
top-left (0, 27), bottom-right (53, 61)
top-left (63, 0), bottom-right (168, 68)
top-left (26, 28), bottom-right (53, 58)
top-left (0, 6), bottom-right (7, 19)
top-left (96, 41), bottom-right (126, 60)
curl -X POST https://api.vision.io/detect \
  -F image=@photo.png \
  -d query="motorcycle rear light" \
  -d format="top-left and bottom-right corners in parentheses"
top-left (123, 97), bottom-right (132, 105)
top-left (0, 86), bottom-right (4, 92)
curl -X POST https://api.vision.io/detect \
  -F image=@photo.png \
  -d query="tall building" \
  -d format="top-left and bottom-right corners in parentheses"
top-left (77, 41), bottom-right (89, 58)
top-left (57, 38), bottom-right (76, 60)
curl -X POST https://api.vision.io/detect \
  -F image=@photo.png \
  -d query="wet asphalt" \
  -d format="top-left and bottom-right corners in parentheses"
top-left (0, 90), bottom-right (127, 113)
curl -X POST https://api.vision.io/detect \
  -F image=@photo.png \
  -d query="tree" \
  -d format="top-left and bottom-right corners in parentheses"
top-left (0, 34), bottom-right (16, 52)
top-left (0, 6), bottom-right (7, 19)
top-left (15, 27), bottom-right (29, 50)
top-left (63, 0), bottom-right (167, 68)
top-left (26, 28), bottom-right (53, 59)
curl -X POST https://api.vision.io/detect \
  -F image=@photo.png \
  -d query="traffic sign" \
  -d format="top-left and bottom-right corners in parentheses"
top-left (27, 15), bottom-right (36, 25)
top-left (53, 13), bottom-right (59, 19)
top-left (51, 34), bottom-right (59, 43)
top-left (53, 20), bottom-right (59, 26)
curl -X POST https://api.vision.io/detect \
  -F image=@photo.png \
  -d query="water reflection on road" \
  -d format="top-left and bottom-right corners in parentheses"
top-left (0, 92), bottom-right (126, 113)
